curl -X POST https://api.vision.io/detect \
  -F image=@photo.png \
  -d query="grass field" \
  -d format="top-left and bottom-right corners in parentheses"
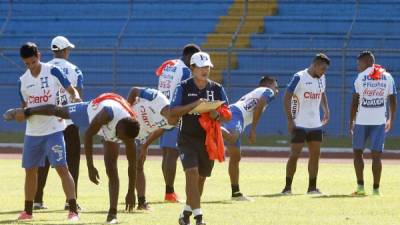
top-left (0, 157), bottom-right (399, 225)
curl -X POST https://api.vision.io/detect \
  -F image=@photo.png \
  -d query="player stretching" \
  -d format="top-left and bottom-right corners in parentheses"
top-left (222, 76), bottom-right (278, 201)
top-left (13, 42), bottom-right (81, 221)
top-left (170, 52), bottom-right (231, 225)
top-left (34, 36), bottom-right (84, 211)
top-left (5, 93), bottom-right (140, 224)
top-left (350, 51), bottom-right (397, 196)
top-left (127, 87), bottom-right (178, 210)
top-left (157, 44), bottom-right (201, 202)
top-left (281, 53), bottom-right (330, 195)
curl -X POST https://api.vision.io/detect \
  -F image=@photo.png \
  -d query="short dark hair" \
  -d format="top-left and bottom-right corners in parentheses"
top-left (118, 118), bottom-right (140, 139)
top-left (357, 50), bottom-right (375, 62)
top-left (182, 44), bottom-right (201, 58)
top-left (20, 42), bottom-right (39, 58)
top-left (313, 53), bottom-right (330, 66)
top-left (259, 76), bottom-right (277, 86)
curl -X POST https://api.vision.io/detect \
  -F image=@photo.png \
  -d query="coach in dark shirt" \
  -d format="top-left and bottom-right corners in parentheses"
top-left (170, 52), bottom-right (230, 225)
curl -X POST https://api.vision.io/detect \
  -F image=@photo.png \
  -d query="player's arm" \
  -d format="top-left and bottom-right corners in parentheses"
top-left (284, 75), bottom-right (300, 133)
top-left (24, 105), bottom-right (70, 119)
top-left (124, 138), bottom-right (136, 211)
top-left (138, 128), bottom-right (165, 165)
top-left (349, 93), bottom-right (359, 135)
top-left (75, 67), bottom-right (84, 99)
top-left (211, 86), bottom-right (231, 122)
top-left (386, 77), bottom-right (397, 132)
top-left (321, 92), bottom-right (330, 125)
top-left (127, 87), bottom-right (142, 105)
top-left (84, 108), bottom-right (113, 184)
top-left (169, 85), bottom-right (204, 117)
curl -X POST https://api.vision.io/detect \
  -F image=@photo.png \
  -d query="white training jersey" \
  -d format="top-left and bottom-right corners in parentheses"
top-left (233, 87), bottom-right (275, 127)
top-left (48, 58), bottom-right (83, 126)
top-left (354, 67), bottom-right (397, 125)
top-left (19, 62), bottom-right (70, 136)
top-left (132, 88), bottom-right (173, 142)
top-left (157, 59), bottom-right (191, 100)
top-left (287, 69), bottom-right (326, 129)
top-left (87, 99), bottom-right (131, 142)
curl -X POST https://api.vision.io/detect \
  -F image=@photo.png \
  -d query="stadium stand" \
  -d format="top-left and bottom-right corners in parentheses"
top-left (0, 0), bottom-right (398, 137)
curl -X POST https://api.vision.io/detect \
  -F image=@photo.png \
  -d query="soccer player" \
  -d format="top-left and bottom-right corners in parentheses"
top-left (222, 76), bottom-right (278, 201)
top-left (157, 44), bottom-right (201, 202)
top-left (15, 42), bottom-right (81, 221)
top-left (33, 36), bottom-right (84, 210)
top-left (169, 52), bottom-right (231, 225)
top-left (126, 87), bottom-right (178, 210)
top-left (281, 53), bottom-right (330, 195)
top-left (5, 93), bottom-right (140, 224)
top-left (350, 51), bottom-right (397, 196)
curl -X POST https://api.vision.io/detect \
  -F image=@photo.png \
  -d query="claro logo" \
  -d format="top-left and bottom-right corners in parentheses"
top-left (304, 92), bottom-right (321, 99)
top-left (140, 105), bottom-right (154, 128)
top-left (28, 90), bottom-right (52, 104)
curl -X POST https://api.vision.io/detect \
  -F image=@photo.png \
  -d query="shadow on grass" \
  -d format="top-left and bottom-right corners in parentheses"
top-left (311, 194), bottom-right (368, 199)
top-left (249, 193), bottom-right (303, 198)
top-left (0, 209), bottom-right (64, 215)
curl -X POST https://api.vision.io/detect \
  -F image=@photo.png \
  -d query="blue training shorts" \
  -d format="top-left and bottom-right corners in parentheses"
top-left (222, 106), bottom-right (244, 148)
top-left (160, 127), bottom-right (179, 149)
top-left (352, 124), bottom-right (386, 152)
top-left (22, 131), bottom-right (67, 168)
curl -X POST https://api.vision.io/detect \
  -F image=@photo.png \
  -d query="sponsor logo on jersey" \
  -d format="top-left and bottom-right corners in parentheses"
top-left (362, 75), bottom-right (386, 82)
top-left (363, 88), bottom-right (385, 97)
top-left (140, 105), bottom-right (154, 128)
top-left (291, 95), bottom-right (300, 119)
top-left (243, 98), bottom-right (258, 111)
top-left (361, 97), bottom-right (384, 108)
top-left (362, 82), bottom-right (387, 88)
top-left (304, 92), bottom-right (321, 99)
top-left (28, 90), bottom-right (52, 104)
top-left (188, 93), bottom-right (197, 97)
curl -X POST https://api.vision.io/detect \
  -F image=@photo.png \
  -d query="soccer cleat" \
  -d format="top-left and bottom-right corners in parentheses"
top-left (351, 187), bottom-right (366, 196)
top-left (137, 202), bottom-right (153, 211)
top-left (231, 193), bottom-right (254, 202)
top-left (165, 192), bottom-right (183, 203)
top-left (107, 213), bottom-right (118, 224)
top-left (194, 215), bottom-right (206, 225)
top-left (179, 216), bottom-right (190, 225)
top-left (17, 211), bottom-right (33, 220)
top-left (281, 187), bottom-right (292, 195)
top-left (307, 188), bottom-right (323, 195)
top-left (372, 189), bottom-right (380, 196)
top-left (67, 212), bottom-right (79, 222)
top-left (33, 202), bottom-right (48, 210)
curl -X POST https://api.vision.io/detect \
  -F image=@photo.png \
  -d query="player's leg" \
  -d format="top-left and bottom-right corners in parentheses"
top-left (34, 158), bottom-right (50, 210)
top-left (370, 124), bottom-right (385, 195)
top-left (64, 124), bottom-right (81, 210)
top-left (125, 141), bottom-right (136, 212)
top-left (160, 128), bottom-right (181, 202)
top-left (136, 143), bottom-right (151, 211)
top-left (282, 128), bottom-right (306, 194)
top-left (178, 137), bottom-right (201, 225)
top-left (305, 129), bottom-right (323, 194)
top-left (18, 135), bottom-right (46, 220)
top-left (103, 141), bottom-right (120, 224)
top-left (47, 131), bottom-right (78, 221)
top-left (352, 124), bottom-right (367, 195)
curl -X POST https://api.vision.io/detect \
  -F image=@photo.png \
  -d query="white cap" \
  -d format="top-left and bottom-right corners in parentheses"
top-left (51, 36), bottom-right (75, 51)
top-left (190, 52), bottom-right (213, 68)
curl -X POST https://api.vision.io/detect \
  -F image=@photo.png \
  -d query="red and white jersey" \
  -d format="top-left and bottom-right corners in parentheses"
top-left (131, 88), bottom-right (173, 142)
top-left (157, 59), bottom-right (191, 100)
top-left (87, 99), bottom-right (131, 142)
top-left (354, 66), bottom-right (397, 125)
top-left (19, 62), bottom-right (71, 136)
top-left (48, 58), bottom-right (83, 126)
top-left (287, 69), bottom-right (326, 129)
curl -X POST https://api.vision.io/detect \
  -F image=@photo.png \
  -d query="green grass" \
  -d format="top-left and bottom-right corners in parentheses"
top-left (1, 132), bottom-right (399, 150)
top-left (0, 158), bottom-right (400, 225)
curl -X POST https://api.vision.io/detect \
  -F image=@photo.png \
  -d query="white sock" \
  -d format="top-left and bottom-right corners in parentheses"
top-left (180, 204), bottom-right (192, 217)
top-left (192, 208), bottom-right (203, 217)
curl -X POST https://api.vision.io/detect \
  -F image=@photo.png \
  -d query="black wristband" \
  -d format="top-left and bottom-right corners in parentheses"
top-left (24, 108), bottom-right (31, 117)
